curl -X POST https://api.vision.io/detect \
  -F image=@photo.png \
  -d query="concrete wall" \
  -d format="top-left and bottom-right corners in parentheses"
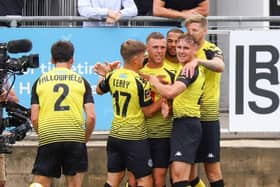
top-left (5, 139), bottom-right (280, 187)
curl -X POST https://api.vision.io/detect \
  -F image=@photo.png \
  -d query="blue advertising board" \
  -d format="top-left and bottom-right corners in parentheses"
top-left (0, 27), bottom-right (181, 130)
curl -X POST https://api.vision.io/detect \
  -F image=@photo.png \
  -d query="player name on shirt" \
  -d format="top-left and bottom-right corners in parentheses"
top-left (38, 74), bottom-right (83, 85)
top-left (112, 78), bottom-right (130, 88)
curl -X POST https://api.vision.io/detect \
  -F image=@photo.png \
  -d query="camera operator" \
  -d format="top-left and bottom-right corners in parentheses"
top-left (0, 77), bottom-right (19, 187)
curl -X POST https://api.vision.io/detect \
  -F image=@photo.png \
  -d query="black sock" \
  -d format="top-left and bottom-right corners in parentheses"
top-left (104, 182), bottom-right (111, 187)
top-left (172, 180), bottom-right (190, 187)
top-left (190, 176), bottom-right (200, 187)
top-left (210, 179), bottom-right (224, 187)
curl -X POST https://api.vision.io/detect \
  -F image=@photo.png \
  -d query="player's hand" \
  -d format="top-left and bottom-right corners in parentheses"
top-left (108, 61), bottom-right (121, 71)
top-left (182, 58), bottom-right (199, 78)
top-left (156, 75), bottom-right (168, 84)
top-left (107, 10), bottom-right (121, 23)
top-left (161, 99), bottom-right (170, 118)
top-left (149, 75), bottom-right (159, 86)
top-left (93, 63), bottom-right (109, 77)
top-left (94, 61), bottom-right (120, 77)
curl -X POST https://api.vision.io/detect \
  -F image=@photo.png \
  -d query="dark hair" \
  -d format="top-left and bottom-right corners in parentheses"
top-left (146, 32), bottom-right (165, 43)
top-left (167, 28), bottom-right (184, 36)
top-left (120, 40), bottom-right (146, 63)
top-left (51, 40), bottom-right (74, 63)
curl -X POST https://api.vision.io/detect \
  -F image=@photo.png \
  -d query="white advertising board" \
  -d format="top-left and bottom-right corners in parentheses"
top-left (229, 30), bottom-right (280, 132)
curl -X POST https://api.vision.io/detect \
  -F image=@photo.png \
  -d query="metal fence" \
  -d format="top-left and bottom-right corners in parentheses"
top-left (22, 0), bottom-right (79, 26)
top-left (1, 15), bottom-right (280, 139)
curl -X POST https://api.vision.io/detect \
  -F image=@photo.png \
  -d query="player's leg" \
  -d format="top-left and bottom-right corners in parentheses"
top-left (150, 138), bottom-right (170, 187)
top-left (105, 137), bottom-right (127, 187)
top-left (170, 118), bottom-right (202, 186)
top-left (105, 171), bottom-right (125, 187)
top-left (136, 175), bottom-right (153, 187)
top-left (201, 121), bottom-right (224, 187)
top-left (32, 175), bottom-right (52, 187)
top-left (126, 171), bottom-right (137, 187)
top-left (63, 142), bottom-right (88, 187)
top-left (204, 162), bottom-right (224, 187)
top-left (127, 139), bottom-right (153, 187)
top-left (189, 122), bottom-right (206, 187)
top-left (31, 143), bottom-right (63, 187)
top-left (189, 164), bottom-right (206, 187)
top-left (65, 172), bottom-right (85, 187)
top-left (153, 168), bottom-right (168, 187)
top-left (170, 161), bottom-right (191, 184)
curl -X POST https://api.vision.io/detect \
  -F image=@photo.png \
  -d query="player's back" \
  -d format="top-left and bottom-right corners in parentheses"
top-left (107, 68), bottom-right (152, 140)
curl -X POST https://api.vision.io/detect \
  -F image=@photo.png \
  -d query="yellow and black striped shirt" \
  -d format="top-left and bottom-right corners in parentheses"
top-left (99, 68), bottom-right (153, 140)
top-left (197, 40), bottom-right (223, 121)
top-left (173, 66), bottom-right (205, 118)
top-left (164, 58), bottom-right (181, 74)
top-left (140, 63), bottom-right (176, 138)
top-left (31, 67), bottom-right (94, 146)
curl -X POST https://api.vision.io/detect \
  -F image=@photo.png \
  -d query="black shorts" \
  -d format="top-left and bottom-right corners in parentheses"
top-left (150, 138), bottom-right (170, 168)
top-left (195, 120), bottom-right (221, 163)
top-left (107, 136), bottom-right (152, 179)
top-left (32, 142), bottom-right (88, 178)
top-left (170, 117), bottom-right (202, 164)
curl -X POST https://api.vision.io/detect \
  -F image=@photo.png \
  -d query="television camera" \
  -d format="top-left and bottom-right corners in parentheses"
top-left (0, 101), bottom-right (31, 153)
top-left (0, 39), bottom-right (39, 153)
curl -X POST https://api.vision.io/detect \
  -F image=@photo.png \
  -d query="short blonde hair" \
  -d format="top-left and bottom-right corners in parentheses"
top-left (120, 40), bottom-right (146, 63)
top-left (184, 14), bottom-right (208, 28)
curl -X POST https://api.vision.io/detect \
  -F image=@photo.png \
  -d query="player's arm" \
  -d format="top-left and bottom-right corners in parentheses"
top-left (31, 104), bottom-right (39, 134)
top-left (96, 72), bottom-right (112, 95)
top-left (142, 97), bottom-right (163, 118)
top-left (137, 79), bottom-right (163, 118)
top-left (149, 77), bottom-right (186, 99)
top-left (182, 48), bottom-right (224, 78)
top-left (150, 68), bottom-right (199, 99)
top-left (84, 103), bottom-right (96, 142)
top-left (181, 0), bottom-right (209, 17)
top-left (198, 55), bottom-right (224, 72)
top-left (96, 77), bottom-right (106, 95)
top-left (83, 79), bottom-right (96, 142)
top-left (30, 80), bottom-right (39, 134)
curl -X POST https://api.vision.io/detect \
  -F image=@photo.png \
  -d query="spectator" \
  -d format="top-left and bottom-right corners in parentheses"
top-left (0, 0), bottom-right (24, 27)
top-left (78, 0), bottom-right (138, 27)
top-left (183, 14), bottom-right (225, 187)
top-left (30, 40), bottom-right (96, 187)
top-left (0, 78), bottom-right (19, 187)
top-left (134, 0), bottom-right (153, 16)
top-left (153, 0), bottom-right (209, 19)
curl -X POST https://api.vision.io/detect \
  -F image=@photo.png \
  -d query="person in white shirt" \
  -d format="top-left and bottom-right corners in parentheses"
top-left (78, 0), bottom-right (138, 27)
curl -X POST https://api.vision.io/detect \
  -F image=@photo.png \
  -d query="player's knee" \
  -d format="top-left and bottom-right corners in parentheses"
top-left (154, 178), bottom-right (166, 187)
top-left (205, 163), bottom-right (222, 181)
